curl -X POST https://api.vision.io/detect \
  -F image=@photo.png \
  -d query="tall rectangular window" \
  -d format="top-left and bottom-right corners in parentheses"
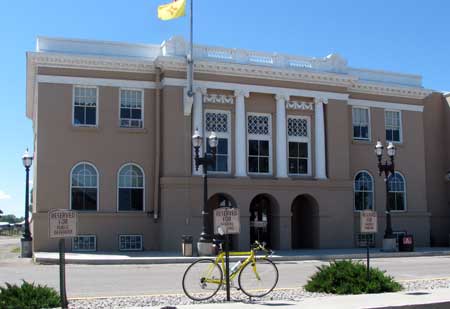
top-left (204, 110), bottom-right (231, 173)
top-left (73, 86), bottom-right (97, 126)
top-left (352, 107), bottom-right (370, 140)
top-left (385, 110), bottom-right (401, 142)
top-left (247, 113), bottom-right (272, 174)
top-left (287, 116), bottom-right (311, 175)
top-left (120, 89), bottom-right (143, 128)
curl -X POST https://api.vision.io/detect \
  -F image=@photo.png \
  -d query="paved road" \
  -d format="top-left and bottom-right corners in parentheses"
top-left (2, 237), bottom-right (450, 298)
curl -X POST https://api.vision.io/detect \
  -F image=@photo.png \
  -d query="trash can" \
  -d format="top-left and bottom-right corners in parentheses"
top-left (399, 234), bottom-right (414, 252)
top-left (181, 235), bottom-right (193, 257)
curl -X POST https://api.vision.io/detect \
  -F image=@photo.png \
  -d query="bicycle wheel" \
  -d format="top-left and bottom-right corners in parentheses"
top-left (182, 258), bottom-right (223, 301)
top-left (238, 258), bottom-right (279, 298)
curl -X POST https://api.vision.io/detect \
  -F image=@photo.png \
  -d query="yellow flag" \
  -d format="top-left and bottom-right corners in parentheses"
top-left (158, 0), bottom-right (186, 21)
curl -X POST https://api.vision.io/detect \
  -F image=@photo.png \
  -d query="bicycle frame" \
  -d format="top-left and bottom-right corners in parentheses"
top-left (203, 248), bottom-right (267, 285)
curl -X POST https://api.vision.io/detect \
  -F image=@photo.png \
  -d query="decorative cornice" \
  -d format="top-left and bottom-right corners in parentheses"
top-left (286, 101), bottom-right (314, 111)
top-left (203, 94), bottom-right (234, 105)
top-left (234, 89), bottom-right (250, 98)
top-left (349, 82), bottom-right (432, 100)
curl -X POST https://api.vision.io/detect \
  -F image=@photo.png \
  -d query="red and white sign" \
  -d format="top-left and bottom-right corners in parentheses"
top-left (360, 210), bottom-right (378, 233)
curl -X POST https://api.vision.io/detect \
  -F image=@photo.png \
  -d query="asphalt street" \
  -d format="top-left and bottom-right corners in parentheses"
top-left (2, 237), bottom-right (450, 298)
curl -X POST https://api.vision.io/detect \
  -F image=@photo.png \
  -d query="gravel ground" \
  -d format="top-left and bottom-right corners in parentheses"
top-left (69, 279), bottom-right (450, 309)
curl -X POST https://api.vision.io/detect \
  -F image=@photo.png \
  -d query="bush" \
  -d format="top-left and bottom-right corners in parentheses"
top-left (305, 260), bottom-right (402, 295)
top-left (0, 281), bottom-right (60, 309)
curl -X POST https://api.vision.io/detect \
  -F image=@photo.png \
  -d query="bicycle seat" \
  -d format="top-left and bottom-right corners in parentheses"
top-left (212, 238), bottom-right (224, 245)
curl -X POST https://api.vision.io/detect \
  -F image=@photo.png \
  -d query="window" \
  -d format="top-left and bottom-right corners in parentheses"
top-left (71, 163), bottom-right (98, 211)
top-left (120, 89), bottom-right (143, 128)
top-left (352, 107), bottom-right (370, 140)
top-left (73, 86), bottom-right (97, 126)
top-left (247, 113), bottom-right (272, 174)
top-left (388, 172), bottom-right (406, 211)
top-left (355, 233), bottom-right (375, 248)
top-left (287, 116), bottom-right (311, 175)
top-left (385, 110), bottom-right (401, 142)
top-left (204, 110), bottom-right (231, 173)
top-left (119, 235), bottom-right (143, 251)
top-left (118, 164), bottom-right (144, 211)
top-left (354, 171), bottom-right (374, 211)
top-left (73, 235), bottom-right (96, 252)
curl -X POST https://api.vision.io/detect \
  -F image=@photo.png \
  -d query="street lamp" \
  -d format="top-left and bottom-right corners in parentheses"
top-left (374, 140), bottom-right (397, 251)
top-left (192, 129), bottom-right (218, 256)
top-left (21, 148), bottom-right (33, 258)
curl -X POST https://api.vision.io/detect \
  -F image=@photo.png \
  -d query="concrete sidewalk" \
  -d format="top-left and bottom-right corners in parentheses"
top-left (159, 289), bottom-right (450, 309)
top-left (34, 247), bottom-right (450, 265)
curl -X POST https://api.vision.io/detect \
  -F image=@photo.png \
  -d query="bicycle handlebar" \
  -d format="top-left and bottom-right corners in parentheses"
top-left (252, 240), bottom-right (274, 256)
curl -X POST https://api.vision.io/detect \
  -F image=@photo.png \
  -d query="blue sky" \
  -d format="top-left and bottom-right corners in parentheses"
top-left (0, 0), bottom-right (449, 216)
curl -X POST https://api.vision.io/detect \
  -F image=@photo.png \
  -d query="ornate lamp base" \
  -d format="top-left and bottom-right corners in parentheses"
top-left (381, 237), bottom-right (397, 252)
top-left (197, 241), bottom-right (215, 256)
top-left (21, 238), bottom-right (32, 258)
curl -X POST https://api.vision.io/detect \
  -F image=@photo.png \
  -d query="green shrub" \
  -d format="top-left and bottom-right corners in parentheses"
top-left (305, 260), bottom-right (402, 295)
top-left (0, 281), bottom-right (60, 309)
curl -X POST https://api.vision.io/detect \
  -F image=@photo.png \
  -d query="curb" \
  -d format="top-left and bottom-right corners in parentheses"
top-left (34, 251), bottom-right (450, 265)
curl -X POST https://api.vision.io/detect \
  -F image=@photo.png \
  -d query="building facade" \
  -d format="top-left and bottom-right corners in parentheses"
top-left (26, 36), bottom-right (450, 252)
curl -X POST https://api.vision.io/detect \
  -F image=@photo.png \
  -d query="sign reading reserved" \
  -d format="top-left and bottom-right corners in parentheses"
top-left (360, 210), bottom-right (378, 233)
top-left (49, 209), bottom-right (77, 238)
top-left (214, 207), bottom-right (240, 235)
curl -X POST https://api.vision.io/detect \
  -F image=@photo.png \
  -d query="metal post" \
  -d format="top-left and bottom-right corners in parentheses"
top-left (366, 243), bottom-right (370, 282)
top-left (23, 166), bottom-right (31, 241)
top-left (59, 239), bottom-right (68, 309)
top-left (187, 0), bottom-right (194, 97)
top-left (225, 234), bottom-right (231, 301)
top-left (384, 176), bottom-right (393, 238)
top-left (199, 165), bottom-right (209, 242)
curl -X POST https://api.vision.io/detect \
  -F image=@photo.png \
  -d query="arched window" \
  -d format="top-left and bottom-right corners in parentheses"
top-left (354, 171), bottom-right (374, 211)
top-left (388, 172), bottom-right (406, 211)
top-left (118, 164), bottom-right (144, 211)
top-left (71, 162), bottom-right (98, 211)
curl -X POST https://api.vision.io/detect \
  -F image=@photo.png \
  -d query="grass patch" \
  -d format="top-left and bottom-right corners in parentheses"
top-left (305, 260), bottom-right (402, 295)
top-left (10, 247), bottom-right (20, 253)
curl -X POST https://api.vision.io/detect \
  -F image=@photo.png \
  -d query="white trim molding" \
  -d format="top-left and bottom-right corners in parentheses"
top-left (203, 94), bottom-right (234, 105)
top-left (349, 99), bottom-right (424, 112)
top-left (38, 74), bottom-right (157, 89)
top-left (286, 101), bottom-right (314, 111)
top-left (314, 97), bottom-right (327, 180)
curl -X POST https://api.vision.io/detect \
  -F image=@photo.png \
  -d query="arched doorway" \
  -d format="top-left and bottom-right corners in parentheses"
top-left (249, 194), bottom-right (279, 249)
top-left (206, 193), bottom-right (238, 250)
top-left (291, 194), bottom-right (319, 249)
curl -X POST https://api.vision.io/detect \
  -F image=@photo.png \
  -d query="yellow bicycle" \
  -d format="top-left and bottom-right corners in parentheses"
top-left (182, 240), bottom-right (279, 301)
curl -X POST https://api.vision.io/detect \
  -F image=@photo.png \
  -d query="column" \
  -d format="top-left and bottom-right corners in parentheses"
top-left (192, 87), bottom-right (206, 175)
top-left (314, 97), bottom-right (327, 179)
top-left (234, 90), bottom-right (249, 177)
top-left (275, 94), bottom-right (288, 178)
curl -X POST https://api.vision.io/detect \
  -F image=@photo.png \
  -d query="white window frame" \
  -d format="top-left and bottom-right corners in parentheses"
top-left (385, 109), bottom-right (402, 143)
top-left (70, 162), bottom-right (99, 212)
top-left (353, 170), bottom-right (375, 212)
top-left (352, 107), bottom-right (371, 141)
top-left (247, 112), bottom-right (272, 175)
top-left (204, 109), bottom-right (231, 174)
top-left (287, 115), bottom-right (311, 177)
top-left (117, 163), bottom-right (146, 212)
top-left (388, 171), bottom-right (407, 212)
top-left (72, 85), bottom-right (99, 127)
top-left (119, 234), bottom-right (143, 251)
top-left (72, 235), bottom-right (97, 252)
top-left (119, 88), bottom-right (144, 129)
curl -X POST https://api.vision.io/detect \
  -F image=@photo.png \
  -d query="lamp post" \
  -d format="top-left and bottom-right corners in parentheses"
top-left (192, 129), bottom-right (218, 256)
top-left (21, 148), bottom-right (33, 258)
top-left (374, 140), bottom-right (397, 251)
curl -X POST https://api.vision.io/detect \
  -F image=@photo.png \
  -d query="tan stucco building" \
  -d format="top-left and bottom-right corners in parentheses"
top-left (26, 36), bottom-right (450, 252)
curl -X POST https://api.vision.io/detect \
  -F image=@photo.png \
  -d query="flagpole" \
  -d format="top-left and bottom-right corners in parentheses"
top-left (187, 0), bottom-right (194, 97)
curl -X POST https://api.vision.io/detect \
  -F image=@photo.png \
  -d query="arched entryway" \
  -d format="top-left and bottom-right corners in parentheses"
top-left (249, 194), bottom-right (279, 249)
top-left (291, 194), bottom-right (319, 249)
top-left (206, 193), bottom-right (238, 250)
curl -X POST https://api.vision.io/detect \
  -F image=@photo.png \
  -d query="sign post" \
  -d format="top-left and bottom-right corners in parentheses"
top-left (214, 207), bottom-right (240, 301)
top-left (360, 210), bottom-right (378, 282)
top-left (49, 209), bottom-right (77, 309)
